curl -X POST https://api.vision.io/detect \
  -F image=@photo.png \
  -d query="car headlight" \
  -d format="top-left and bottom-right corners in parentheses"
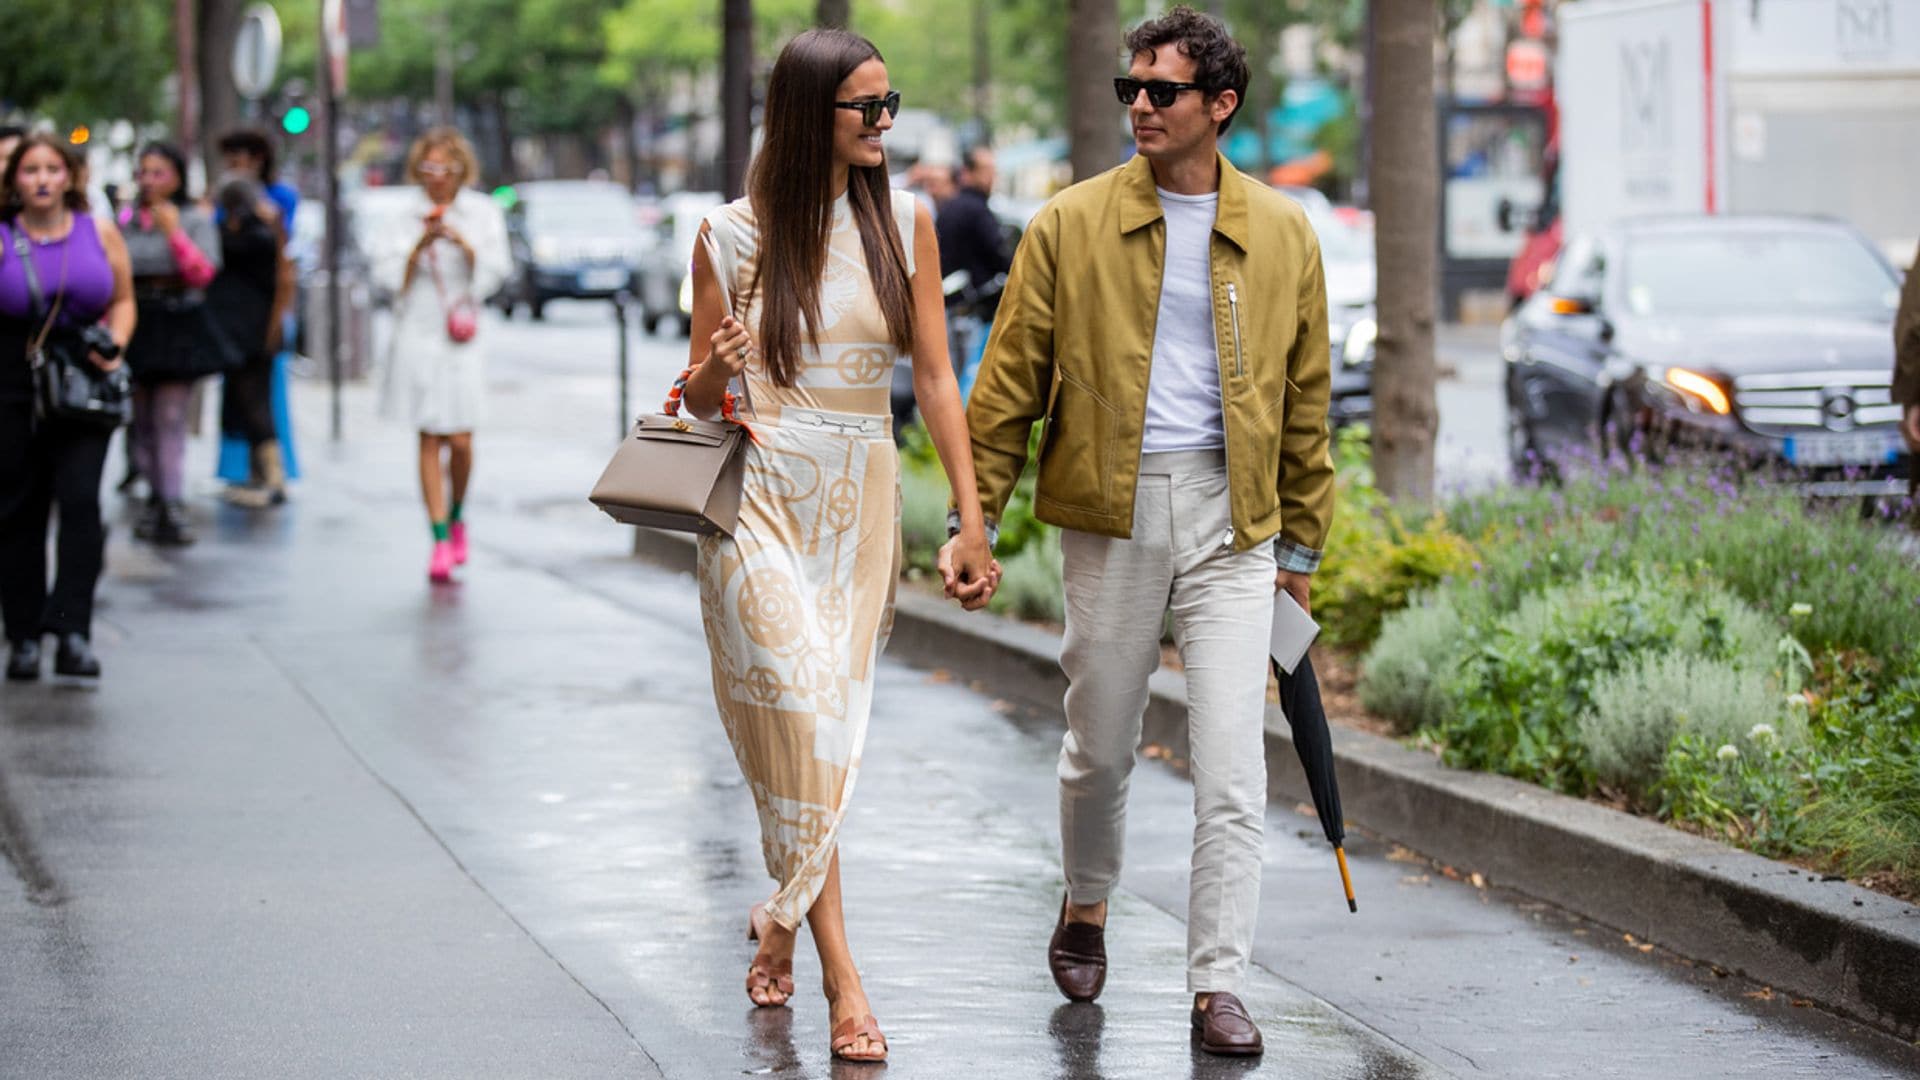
top-left (1342, 317), bottom-right (1377, 368)
top-left (678, 272), bottom-right (694, 315)
top-left (533, 237), bottom-right (562, 265)
top-left (1658, 367), bottom-right (1731, 415)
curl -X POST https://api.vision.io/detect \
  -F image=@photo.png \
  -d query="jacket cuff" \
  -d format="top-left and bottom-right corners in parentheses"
top-left (1274, 538), bottom-right (1322, 574)
top-left (947, 509), bottom-right (999, 550)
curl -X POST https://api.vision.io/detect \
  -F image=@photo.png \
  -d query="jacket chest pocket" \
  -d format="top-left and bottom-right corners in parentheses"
top-left (1224, 283), bottom-right (1296, 403)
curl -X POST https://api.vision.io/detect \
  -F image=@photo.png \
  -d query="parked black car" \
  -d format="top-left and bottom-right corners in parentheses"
top-left (494, 180), bottom-right (653, 320)
top-left (1503, 215), bottom-right (1909, 495)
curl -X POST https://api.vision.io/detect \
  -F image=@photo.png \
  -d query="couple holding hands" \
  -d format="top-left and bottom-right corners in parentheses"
top-left (682, 6), bottom-right (1333, 1063)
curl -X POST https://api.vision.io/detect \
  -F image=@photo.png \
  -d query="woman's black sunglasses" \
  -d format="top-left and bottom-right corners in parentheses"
top-left (834, 90), bottom-right (902, 127)
top-left (1113, 77), bottom-right (1209, 108)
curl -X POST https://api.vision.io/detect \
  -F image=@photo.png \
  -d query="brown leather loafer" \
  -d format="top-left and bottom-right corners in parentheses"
top-left (1048, 899), bottom-right (1107, 1002)
top-left (1191, 992), bottom-right (1264, 1056)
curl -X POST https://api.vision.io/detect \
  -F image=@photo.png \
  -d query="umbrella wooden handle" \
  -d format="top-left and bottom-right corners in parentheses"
top-left (1335, 846), bottom-right (1357, 913)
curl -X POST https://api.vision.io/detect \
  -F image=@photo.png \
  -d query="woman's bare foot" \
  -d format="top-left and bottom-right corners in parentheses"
top-left (747, 904), bottom-right (797, 1008)
top-left (823, 971), bottom-right (886, 1062)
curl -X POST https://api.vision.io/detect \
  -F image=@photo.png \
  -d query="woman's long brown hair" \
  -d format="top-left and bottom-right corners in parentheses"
top-left (746, 29), bottom-right (915, 387)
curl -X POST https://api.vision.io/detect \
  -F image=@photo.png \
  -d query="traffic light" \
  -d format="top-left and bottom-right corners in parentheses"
top-left (282, 106), bottom-right (312, 135)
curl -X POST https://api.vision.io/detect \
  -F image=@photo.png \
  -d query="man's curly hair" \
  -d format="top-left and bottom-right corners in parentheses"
top-left (1123, 5), bottom-right (1250, 135)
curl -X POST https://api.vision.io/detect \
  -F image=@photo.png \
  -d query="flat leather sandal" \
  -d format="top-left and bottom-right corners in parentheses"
top-left (830, 1014), bottom-right (888, 1063)
top-left (745, 957), bottom-right (794, 1008)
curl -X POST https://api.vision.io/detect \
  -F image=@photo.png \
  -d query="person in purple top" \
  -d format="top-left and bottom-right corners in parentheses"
top-left (0, 133), bottom-right (137, 681)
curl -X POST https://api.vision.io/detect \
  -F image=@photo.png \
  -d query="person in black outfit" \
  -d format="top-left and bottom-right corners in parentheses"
top-left (934, 146), bottom-right (1011, 396)
top-left (0, 135), bottom-right (137, 681)
top-left (210, 177), bottom-right (289, 507)
top-left (935, 146), bottom-right (1011, 316)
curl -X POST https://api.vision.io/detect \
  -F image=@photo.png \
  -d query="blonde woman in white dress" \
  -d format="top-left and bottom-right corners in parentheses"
top-left (682, 28), bottom-right (999, 1064)
top-left (375, 128), bottom-right (510, 583)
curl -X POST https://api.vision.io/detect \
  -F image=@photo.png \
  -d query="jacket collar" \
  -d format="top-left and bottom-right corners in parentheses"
top-left (1116, 150), bottom-right (1251, 252)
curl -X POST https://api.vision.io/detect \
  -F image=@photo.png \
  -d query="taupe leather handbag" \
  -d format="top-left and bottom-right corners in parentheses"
top-left (589, 229), bottom-right (756, 536)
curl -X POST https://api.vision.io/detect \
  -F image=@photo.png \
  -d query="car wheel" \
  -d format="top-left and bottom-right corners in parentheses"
top-left (530, 301), bottom-right (546, 322)
top-left (641, 314), bottom-right (660, 336)
top-left (676, 314), bottom-right (693, 339)
top-left (1507, 396), bottom-right (1542, 481)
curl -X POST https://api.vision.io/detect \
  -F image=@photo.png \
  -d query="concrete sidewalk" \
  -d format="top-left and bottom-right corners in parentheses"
top-left (4, 310), bottom-right (1917, 1078)
top-left (0, 375), bottom-right (1441, 1078)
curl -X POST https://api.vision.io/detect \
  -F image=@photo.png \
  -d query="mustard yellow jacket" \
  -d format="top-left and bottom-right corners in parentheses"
top-left (967, 153), bottom-right (1335, 558)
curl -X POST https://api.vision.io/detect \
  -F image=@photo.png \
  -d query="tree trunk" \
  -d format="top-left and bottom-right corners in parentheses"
top-left (196, 0), bottom-right (246, 181)
top-left (816, 0), bottom-right (849, 29)
top-left (1067, 0), bottom-right (1119, 182)
top-left (722, 0), bottom-right (753, 201)
top-left (1368, 0), bottom-right (1439, 507)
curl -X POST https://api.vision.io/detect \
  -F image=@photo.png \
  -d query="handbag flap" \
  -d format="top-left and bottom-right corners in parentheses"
top-left (634, 412), bottom-right (737, 446)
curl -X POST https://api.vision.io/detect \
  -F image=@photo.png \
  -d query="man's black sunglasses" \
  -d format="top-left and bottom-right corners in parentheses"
top-left (834, 90), bottom-right (902, 127)
top-left (1114, 77), bottom-right (1209, 108)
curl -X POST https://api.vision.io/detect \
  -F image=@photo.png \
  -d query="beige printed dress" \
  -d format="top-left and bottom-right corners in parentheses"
top-left (696, 189), bottom-right (915, 931)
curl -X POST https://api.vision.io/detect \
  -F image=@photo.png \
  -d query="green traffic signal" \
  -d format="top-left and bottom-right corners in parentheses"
top-left (282, 106), bottom-right (312, 135)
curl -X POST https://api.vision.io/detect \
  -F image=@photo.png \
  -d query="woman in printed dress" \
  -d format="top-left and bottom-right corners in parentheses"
top-left (681, 28), bottom-right (998, 1064)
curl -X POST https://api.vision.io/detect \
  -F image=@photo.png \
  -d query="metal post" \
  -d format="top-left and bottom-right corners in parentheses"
top-left (614, 291), bottom-right (632, 441)
top-left (320, 9), bottom-right (344, 442)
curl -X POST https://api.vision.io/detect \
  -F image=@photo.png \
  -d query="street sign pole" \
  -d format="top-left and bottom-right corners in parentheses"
top-left (613, 292), bottom-right (632, 443)
top-left (320, 0), bottom-right (346, 442)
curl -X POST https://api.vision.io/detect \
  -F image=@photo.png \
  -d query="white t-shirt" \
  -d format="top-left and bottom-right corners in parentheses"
top-left (1142, 187), bottom-right (1224, 453)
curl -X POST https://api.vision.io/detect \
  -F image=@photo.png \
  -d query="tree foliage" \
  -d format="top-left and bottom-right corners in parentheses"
top-left (0, 0), bottom-right (171, 124)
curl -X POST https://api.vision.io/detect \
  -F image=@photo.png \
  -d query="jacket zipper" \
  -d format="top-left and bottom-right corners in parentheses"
top-left (1214, 265), bottom-right (1239, 552)
top-left (1227, 282), bottom-right (1244, 378)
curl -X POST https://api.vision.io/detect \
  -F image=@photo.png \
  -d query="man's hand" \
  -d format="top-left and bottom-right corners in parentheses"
top-left (1903, 402), bottom-right (1920, 454)
top-left (1275, 569), bottom-right (1311, 617)
top-left (938, 535), bottom-right (1002, 612)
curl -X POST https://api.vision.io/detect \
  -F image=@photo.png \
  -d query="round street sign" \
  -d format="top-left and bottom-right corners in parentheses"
top-left (232, 3), bottom-right (284, 101)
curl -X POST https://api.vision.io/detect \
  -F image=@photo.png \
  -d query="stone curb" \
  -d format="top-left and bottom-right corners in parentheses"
top-left (631, 528), bottom-right (1920, 1041)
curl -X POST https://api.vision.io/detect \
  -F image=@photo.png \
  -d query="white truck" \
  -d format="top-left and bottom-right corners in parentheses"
top-left (1557, 0), bottom-right (1920, 263)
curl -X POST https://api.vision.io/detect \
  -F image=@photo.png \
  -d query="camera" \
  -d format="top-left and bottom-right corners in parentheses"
top-left (79, 324), bottom-right (120, 360)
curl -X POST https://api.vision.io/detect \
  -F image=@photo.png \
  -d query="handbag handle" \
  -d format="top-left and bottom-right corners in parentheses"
top-left (662, 221), bottom-right (758, 432)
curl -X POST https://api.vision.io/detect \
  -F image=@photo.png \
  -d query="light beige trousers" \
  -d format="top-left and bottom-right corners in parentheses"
top-left (1058, 450), bottom-right (1277, 994)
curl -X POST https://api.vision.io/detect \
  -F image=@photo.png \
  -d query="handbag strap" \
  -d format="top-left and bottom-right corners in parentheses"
top-left (424, 241), bottom-right (471, 310)
top-left (659, 219), bottom-right (760, 441)
top-left (12, 224), bottom-right (70, 364)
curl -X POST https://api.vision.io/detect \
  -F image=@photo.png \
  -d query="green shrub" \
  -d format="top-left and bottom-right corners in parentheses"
top-left (1582, 652), bottom-right (1790, 804)
top-left (1449, 467), bottom-right (1920, 661)
top-left (1316, 426), bottom-right (1477, 646)
top-left (987, 527), bottom-right (1064, 624)
top-left (1359, 591), bottom-right (1475, 734)
top-left (1431, 571), bottom-right (1774, 793)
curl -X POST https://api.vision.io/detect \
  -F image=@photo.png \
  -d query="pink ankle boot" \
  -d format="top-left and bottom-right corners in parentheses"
top-left (450, 521), bottom-right (469, 566)
top-left (428, 540), bottom-right (456, 583)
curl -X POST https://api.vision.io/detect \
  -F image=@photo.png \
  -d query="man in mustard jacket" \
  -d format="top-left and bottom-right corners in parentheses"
top-left (939, 4), bottom-right (1333, 1056)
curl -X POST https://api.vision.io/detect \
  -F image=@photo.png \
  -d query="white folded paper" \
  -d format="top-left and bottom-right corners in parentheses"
top-left (1270, 591), bottom-right (1320, 675)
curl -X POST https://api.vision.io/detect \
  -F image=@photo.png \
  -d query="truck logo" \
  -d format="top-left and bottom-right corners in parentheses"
top-left (1620, 40), bottom-right (1672, 153)
top-left (1837, 0), bottom-right (1894, 60)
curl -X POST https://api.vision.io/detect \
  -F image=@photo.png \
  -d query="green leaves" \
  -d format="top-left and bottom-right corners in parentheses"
top-left (0, 0), bottom-right (170, 123)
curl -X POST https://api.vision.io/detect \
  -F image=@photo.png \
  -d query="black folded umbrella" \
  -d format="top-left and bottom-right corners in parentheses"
top-left (1272, 651), bottom-right (1356, 913)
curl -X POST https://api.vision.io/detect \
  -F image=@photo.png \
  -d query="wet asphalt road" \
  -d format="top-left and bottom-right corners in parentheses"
top-left (1, 302), bottom-right (1916, 1079)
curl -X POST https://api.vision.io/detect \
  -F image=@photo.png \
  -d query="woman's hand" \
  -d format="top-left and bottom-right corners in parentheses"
top-left (940, 530), bottom-right (1002, 612)
top-left (707, 315), bottom-right (754, 378)
top-left (150, 202), bottom-right (180, 235)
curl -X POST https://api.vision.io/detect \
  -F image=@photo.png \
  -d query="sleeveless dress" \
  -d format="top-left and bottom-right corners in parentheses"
top-left (697, 188), bottom-right (917, 930)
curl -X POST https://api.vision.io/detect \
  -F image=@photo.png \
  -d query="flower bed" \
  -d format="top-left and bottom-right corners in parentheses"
top-left (1358, 449), bottom-right (1920, 900)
